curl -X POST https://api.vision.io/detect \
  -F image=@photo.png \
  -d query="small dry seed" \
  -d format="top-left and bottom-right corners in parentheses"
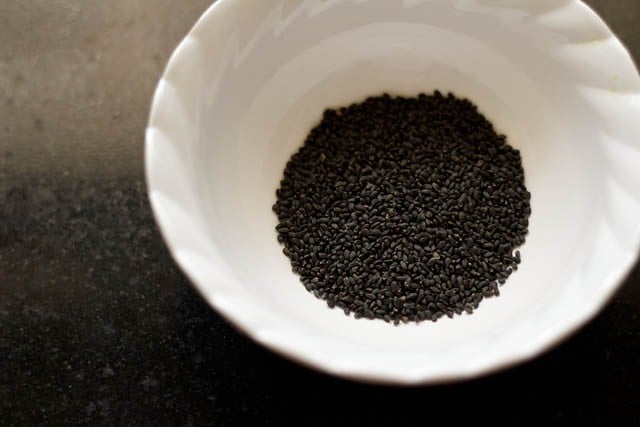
top-left (273, 92), bottom-right (530, 324)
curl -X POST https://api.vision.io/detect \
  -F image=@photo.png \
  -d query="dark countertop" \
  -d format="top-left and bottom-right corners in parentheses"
top-left (2, 1), bottom-right (639, 425)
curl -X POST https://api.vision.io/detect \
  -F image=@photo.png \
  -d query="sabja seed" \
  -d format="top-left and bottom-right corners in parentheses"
top-left (273, 92), bottom-right (530, 324)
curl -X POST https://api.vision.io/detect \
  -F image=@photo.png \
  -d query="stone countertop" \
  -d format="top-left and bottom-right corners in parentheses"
top-left (2, 1), bottom-right (639, 425)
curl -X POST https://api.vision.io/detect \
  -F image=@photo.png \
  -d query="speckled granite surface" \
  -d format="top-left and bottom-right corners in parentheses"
top-left (2, 1), bottom-right (640, 425)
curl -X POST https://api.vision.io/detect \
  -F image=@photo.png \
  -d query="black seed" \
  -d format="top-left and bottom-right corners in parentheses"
top-left (274, 92), bottom-right (530, 324)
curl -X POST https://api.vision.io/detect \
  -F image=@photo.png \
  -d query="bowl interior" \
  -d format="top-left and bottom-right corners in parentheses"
top-left (148, 0), bottom-right (640, 382)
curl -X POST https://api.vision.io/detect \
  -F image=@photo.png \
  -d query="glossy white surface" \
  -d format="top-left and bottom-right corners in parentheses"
top-left (146, 0), bottom-right (640, 384)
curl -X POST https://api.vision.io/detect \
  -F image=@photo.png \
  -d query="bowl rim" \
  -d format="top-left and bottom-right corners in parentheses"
top-left (145, 0), bottom-right (640, 385)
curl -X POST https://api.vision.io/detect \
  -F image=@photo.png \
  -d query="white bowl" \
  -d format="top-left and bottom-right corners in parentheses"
top-left (146, 0), bottom-right (640, 385)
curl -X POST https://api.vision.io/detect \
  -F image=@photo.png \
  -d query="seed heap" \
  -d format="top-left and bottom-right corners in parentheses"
top-left (273, 92), bottom-right (530, 324)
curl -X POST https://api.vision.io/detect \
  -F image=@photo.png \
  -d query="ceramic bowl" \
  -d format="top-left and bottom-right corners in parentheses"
top-left (146, 0), bottom-right (640, 384)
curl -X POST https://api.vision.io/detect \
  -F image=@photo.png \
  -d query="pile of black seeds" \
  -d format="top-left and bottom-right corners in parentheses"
top-left (273, 91), bottom-right (531, 324)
